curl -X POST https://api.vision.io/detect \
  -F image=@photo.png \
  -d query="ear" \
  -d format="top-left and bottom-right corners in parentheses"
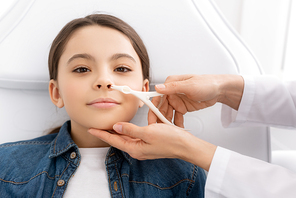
top-left (139, 79), bottom-right (150, 108)
top-left (49, 79), bottom-right (64, 108)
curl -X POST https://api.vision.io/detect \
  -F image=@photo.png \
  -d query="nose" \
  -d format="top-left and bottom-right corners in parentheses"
top-left (94, 71), bottom-right (113, 90)
top-left (93, 66), bottom-right (114, 90)
top-left (97, 84), bottom-right (112, 89)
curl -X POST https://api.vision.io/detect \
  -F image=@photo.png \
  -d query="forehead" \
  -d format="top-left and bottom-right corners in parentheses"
top-left (61, 25), bottom-right (140, 63)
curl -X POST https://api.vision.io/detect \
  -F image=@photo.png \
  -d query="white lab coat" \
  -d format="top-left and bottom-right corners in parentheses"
top-left (205, 75), bottom-right (296, 198)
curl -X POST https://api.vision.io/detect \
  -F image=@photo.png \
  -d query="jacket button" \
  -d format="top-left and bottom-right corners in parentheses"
top-left (114, 181), bottom-right (118, 191)
top-left (70, 152), bottom-right (77, 159)
top-left (57, 179), bottom-right (65, 187)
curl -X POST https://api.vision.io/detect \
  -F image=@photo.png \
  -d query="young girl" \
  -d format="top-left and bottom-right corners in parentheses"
top-left (0, 14), bottom-right (206, 197)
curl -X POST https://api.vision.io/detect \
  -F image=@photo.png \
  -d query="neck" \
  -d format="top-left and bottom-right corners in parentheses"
top-left (70, 120), bottom-right (110, 148)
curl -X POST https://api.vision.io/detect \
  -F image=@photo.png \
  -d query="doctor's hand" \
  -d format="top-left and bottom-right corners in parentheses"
top-left (89, 122), bottom-right (216, 171)
top-left (148, 74), bottom-right (244, 126)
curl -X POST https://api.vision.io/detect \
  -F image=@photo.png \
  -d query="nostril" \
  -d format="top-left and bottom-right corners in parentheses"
top-left (97, 85), bottom-right (101, 88)
top-left (107, 84), bottom-right (111, 89)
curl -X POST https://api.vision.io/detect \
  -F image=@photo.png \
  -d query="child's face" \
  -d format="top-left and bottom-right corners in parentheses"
top-left (49, 25), bottom-right (149, 131)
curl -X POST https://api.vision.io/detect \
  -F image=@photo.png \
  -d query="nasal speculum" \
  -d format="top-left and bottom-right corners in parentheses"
top-left (111, 85), bottom-right (188, 130)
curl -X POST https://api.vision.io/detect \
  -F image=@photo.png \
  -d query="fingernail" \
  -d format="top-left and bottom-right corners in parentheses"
top-left (113, 124), bottom-right (122, 133)
top-left (156, 84), bottom-right (165, 89)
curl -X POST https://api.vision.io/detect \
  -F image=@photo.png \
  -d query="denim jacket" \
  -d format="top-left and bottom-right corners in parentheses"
top-left (0, 121), bottom-right (206, 198)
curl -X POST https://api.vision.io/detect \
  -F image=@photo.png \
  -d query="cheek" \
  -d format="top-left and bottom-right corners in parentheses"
top-left (115, 74), bottom-right (144, 91)
top-left (123, 95), bottom-right (142, 116)
top-left (59, 78), bottom-right (88, 106)
top-left (122, 97), bottom-right (141, 121)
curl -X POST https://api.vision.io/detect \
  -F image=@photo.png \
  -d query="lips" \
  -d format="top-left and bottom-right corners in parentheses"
top-left (87, 98), bottom-right (120, 109)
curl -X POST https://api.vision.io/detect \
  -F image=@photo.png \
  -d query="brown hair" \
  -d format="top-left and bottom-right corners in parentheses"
top-left (48, 14), bottom-right (150, 134)
top-left (49, 14), bottom-right (149, 80)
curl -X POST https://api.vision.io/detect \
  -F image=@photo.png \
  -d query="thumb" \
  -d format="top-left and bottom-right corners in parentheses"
top-left (155, 81), bottom-right (187, 95)
top-left (113, 122), bottom-right (146, 140)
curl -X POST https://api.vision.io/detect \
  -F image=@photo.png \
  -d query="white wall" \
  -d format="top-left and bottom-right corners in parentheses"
top-left (214, 0), bottom-right (296, 151)
top-left (214, 0), bottom-right (292, 76)
top-left (0, 1), bottom-right (17, 19)
top-left (212, 0), bottom-right (244, 32)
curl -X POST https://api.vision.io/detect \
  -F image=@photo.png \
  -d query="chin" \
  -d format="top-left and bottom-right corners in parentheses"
top-left (85, 111), bottom-right (138, 131)
top-left (91, 123), bottom-right (114, 131)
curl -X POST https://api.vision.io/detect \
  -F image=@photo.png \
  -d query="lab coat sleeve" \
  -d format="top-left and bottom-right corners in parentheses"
top-left (221, 75), bottom-right (296, 128)
top-left (205, 147), bottom-right (296, 198)
top-left (206, 75), bottom-right (296, 197)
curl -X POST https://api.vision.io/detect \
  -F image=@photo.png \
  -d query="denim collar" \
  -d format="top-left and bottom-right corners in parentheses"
top-left (105, 146), bottom-right (133, 165)
top-left (49, 121), bottom-right (76, 158)
top-left (48, 121), bottom-right (133, 164)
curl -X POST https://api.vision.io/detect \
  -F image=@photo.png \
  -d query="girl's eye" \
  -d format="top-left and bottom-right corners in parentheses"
top-left (114, 66), bottom-right (131, 73)
top-left (73, 67), bottom-right (91, 73)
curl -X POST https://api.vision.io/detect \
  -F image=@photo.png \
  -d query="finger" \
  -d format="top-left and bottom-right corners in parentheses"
top-left (150, 96), bottom-right (169, 124)
top-left (156, 96), bottom-right (170, 123)
top-left (173, 111), bottom-right (184, 128)
top-left (164, 74), bottom-right (193, 83)
top-left (167, 94), bottom-right (188, 114)
top-left (119, 134), bottom-right (142, 142)
top-left (158, 95), bottom-right (168, 116)
top-left (148, 96), bottom-right (163, 124)
top-left (152, 95), bottom-right (166, 108)
top-left (155, 75), bottom-right (193, 95)
top-left (113, 122), bottom-right (147, 140)
top-left (148, 109), bottom-right (157, 124)
top-left (165, 104), bottom-right (174, 122)
top-left (88, 129), bottom-right (130, 151)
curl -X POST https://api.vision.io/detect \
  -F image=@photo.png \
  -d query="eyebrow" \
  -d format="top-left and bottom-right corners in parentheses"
top-left (110, 53), bottom-right (136, 63)
top-left (67, 53), bottom-right (95, 64)
top-left (67, 53), bottom-right (137, 64)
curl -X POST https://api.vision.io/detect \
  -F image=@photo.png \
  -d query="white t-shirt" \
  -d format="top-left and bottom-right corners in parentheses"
top-left (64, 147), bottom-right (111, 198)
